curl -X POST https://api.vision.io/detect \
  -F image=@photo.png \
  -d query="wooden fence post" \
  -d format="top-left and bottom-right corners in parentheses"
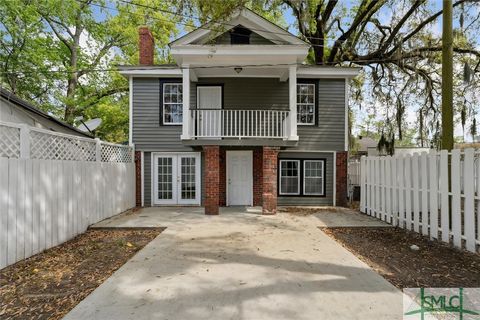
top-left (20, 124), bottom-right (30, 159)
top-left (95, 138), bottom-right (102, 162)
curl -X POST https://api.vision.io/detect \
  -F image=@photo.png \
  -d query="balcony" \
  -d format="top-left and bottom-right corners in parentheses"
top-left (182, 109), bottom-right (297, 146)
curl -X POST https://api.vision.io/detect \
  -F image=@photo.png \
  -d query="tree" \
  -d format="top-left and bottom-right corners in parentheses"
top-left (280, 0), bottom-right (480, 147)
top-left (1, 0), bottom-right (178, 141)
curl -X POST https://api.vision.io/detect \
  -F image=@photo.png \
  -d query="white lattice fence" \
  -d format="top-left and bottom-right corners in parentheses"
top-left (0, 122), bottom-right (21, 158)
top-left (101, 142), bottom-right (133, 163)
top-left (0, 121), bottom-right (135, 269)
top-left (30, 129), bottom-right (97, 161)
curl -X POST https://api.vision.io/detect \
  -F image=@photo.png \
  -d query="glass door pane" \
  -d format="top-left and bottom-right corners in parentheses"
top-left (178, 154), bottom-right (200, 205)
top-left (154, 155), bottom-right (177, 204)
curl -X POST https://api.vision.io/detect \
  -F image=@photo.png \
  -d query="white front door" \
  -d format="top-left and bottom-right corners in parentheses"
top-left (227, 151), bottom-right (253, 206)
top-left (197, 86), bottom-right (222, 137)
top-left (153, 153), bottom-right (201, 205)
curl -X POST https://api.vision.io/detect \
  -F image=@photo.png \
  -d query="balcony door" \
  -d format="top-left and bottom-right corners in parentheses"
top-left (152, 153), bottom-right (201, 205)
top-left (197, 86), bottom-right (222, 138)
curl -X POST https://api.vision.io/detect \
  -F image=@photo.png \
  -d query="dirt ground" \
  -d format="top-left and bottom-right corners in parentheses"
top-left (322, 227), bottom-right (480, 289)
top-left (0, 228), bottom-right (163, 320)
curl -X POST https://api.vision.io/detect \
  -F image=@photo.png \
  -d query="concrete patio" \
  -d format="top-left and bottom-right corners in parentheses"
top-left (64, 207), bottom-right (403, 320)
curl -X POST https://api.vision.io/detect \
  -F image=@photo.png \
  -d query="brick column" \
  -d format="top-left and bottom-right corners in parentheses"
top-left (253, 147), bottom-right (263, 206)
top-left (134, 151), bottom-right (142, 207)
top-left (204, 146), bottom-right (220, 215)
top-left (219, 148), bottom-right (226, 206)
top-left (336, 151), bottom-right (348, 207)
top-left (262, 147), bottom-right (279, 215)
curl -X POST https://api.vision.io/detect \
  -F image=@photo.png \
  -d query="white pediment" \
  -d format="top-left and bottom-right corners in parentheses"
top-left (170, 8), bottom-right (309, 47)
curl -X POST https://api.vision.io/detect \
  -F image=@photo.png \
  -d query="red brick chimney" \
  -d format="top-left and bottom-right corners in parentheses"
top-left (139, 26), bottom-right (154, 65)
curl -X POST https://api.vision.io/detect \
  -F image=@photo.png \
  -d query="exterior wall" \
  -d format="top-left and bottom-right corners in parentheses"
top-left (294, 79), bottom-right (346, 151)
top-left (0, 97), bottom-right (87, 137)
top-left (132, 78), bottom-right (194, 152)
top-left (134, 77), bottom-right (347, 206)
top-left (133, 77), bottom-right (346, 152)
top-left (191, 78), bottom-right (288, 109)
top-left (277, 151), bottom-right (335, 206)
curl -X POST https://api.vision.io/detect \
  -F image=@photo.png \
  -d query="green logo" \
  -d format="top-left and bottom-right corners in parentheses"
top-left (404, 288), bottom-right (479, 319)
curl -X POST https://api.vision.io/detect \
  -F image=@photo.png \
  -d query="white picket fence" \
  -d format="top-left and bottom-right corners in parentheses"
top-left (360, 149), bottom-right (480, 253)
top-left (0, 121), bottom-right (135, 269)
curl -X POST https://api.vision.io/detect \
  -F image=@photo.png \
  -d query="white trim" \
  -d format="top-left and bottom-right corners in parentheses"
top-left (128, 76), bottom-right (133, 145)
top-left (150, 152), bottom-right (154, 206)
top-left (297, 83), bottom-right (315, 125)
top-left (151, 152), bottom-right (201, 206)
top-left (226, 150), bottom-right (253, 206)
top-left (141, 151), bottom-right (144, 207)
top-left (170, 8), bottom-right (309, 47)
top-left (303, 160), bottom-right (325, 196)
top-left (297, 66), bottom-right (361, 78)
top-left (333, 151), bottom-right (337, 206)
top-left (344, 78), bottom-right (349, 151)
top-left (171, 45), bottom-right (309, 55)
top-left (162, 83), bottom-right (183, 125)
top-left (279, 159), bottom-right (301, 195)
top-left (181, 67), bottom-right (191, 139)
top-left (119, 68), bottom-right (182, 77)
top-left (288, 65), bottom-right (298, 140)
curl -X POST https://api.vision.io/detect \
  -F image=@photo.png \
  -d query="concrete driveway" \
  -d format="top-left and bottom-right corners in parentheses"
top-left (64, 207), bottom-right (402, 320)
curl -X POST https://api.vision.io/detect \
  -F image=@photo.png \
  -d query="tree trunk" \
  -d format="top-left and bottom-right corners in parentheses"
top-left (64, 32), bottom-right (81, 124)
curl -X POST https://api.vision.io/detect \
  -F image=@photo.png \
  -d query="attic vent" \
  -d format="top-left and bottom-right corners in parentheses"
top-left (230, 26), bottom-right (251, 44)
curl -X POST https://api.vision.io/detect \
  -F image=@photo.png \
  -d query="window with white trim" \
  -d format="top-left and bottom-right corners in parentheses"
top-left (303, 160), bottom-right (324, 195)
top-left (163, 83), bottom-right (183, 125)
top-left (297, 83), bottom-right (315, 125)
top-left (279, 160), bottom-right (300, 195)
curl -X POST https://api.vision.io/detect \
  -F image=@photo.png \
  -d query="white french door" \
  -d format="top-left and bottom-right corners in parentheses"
top-left (153, 153), bottom-right (201, 205)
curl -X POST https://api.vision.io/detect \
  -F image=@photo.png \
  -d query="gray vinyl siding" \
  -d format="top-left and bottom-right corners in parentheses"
top-left (277, 152), bottom-right (334, 206)
top-left (294, 79), bottom-right (346, 151)
top-left (144, 151), bottom-right (151, 206)
top-left (207, 31), bottom-right (274, 45)
top-left (191, 78), bottom-right (288, 109)
top-left (132, 78), bottom-right (194, 151)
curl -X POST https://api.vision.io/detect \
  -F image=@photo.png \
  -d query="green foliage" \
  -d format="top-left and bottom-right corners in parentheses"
top-left (0, 0), bottom-right (178, 141)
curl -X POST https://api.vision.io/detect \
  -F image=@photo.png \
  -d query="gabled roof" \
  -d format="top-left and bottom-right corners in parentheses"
top-left (0, 88), bottom-right (92, 137)
top-left (170, 8), bottom-right (309, 47)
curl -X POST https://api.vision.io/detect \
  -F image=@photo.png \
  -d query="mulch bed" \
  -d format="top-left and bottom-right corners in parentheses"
top-left (0, 228), bottom-right (163, 320)
top-left (321, 227), bottom-right (480, 289)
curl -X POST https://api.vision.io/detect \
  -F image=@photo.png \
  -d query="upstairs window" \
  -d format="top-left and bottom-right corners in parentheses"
top-left (163, 83), bottom-right (183, 125)
top-left (297, 83), bottom-right (315, 125)
top-left (230, 26), bottom-right (251, 44)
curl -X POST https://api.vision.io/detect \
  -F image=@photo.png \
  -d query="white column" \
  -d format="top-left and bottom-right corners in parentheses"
top-left (181, 65), bottom-right (191, 140)
top-left (288, 65), bottom-right (298, 140)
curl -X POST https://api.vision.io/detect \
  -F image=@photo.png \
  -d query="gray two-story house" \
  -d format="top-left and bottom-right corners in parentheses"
top-left (119, 8), bottom-right (359, 215)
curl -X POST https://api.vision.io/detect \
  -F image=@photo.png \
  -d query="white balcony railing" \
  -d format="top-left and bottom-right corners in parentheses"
top-left (189, 109), bottom-right (290, 139)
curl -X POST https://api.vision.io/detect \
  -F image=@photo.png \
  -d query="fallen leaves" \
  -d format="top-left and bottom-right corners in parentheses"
top-left (0, 228), bottom-right (163, 320)
top-left (321, 227), bottom-right (480, 289)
